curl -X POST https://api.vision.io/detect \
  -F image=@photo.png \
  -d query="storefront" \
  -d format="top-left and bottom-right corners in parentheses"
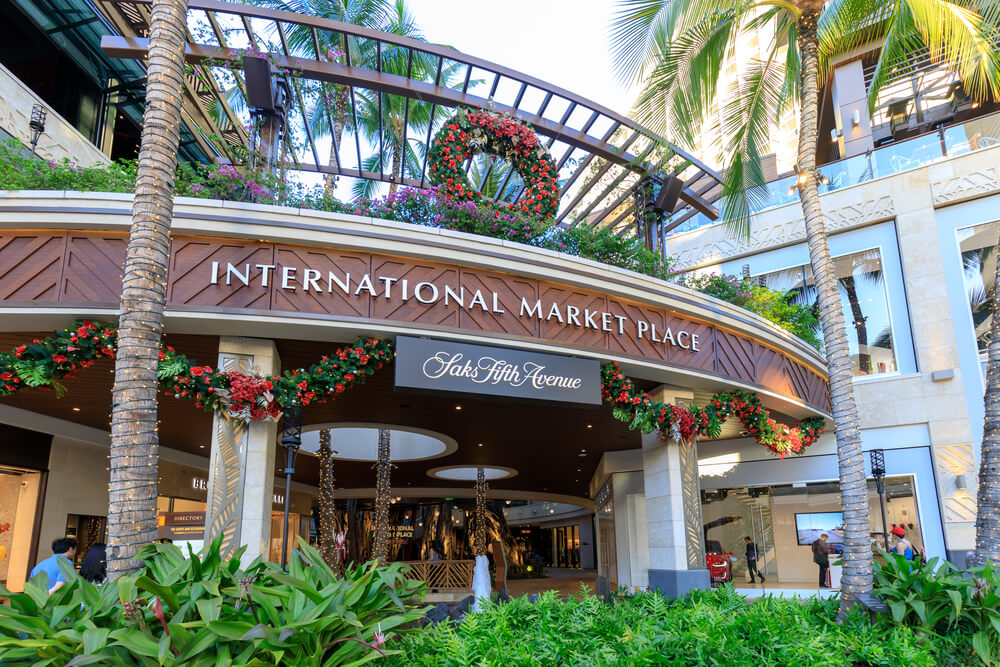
top-left (0, 194), bottom-right (832, 595)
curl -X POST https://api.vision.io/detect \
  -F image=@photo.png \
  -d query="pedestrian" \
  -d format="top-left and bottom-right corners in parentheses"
top-left (29, 537), bottom-right (77, 593)
top-left (811, 533), bottom-right (832, 588)
top-left (891, 526), bottom-right (916, 562)
top-left (744, 536), bottom-right (765, 583)
top-left (79, 543), bottom-right (107, 584)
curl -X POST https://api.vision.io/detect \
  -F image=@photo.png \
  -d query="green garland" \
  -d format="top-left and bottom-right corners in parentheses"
top-left (0, 323), bottom-right (824, 456)
top-left (602, 362), bottom-right (826, 457)
top-left (0, 321), bottom-right (391, 422)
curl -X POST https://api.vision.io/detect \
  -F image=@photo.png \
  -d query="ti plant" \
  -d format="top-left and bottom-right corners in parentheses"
top-left (0, 537), bottom-right (427, 666)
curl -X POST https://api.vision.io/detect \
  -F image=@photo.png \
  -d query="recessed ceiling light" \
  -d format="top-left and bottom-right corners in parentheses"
top-left (578, 452), bottom-right (587, 457)
top-left (455, 405), bottom-right (462, 411)
top-left (72, 407), bottom-right (81, 412)
top-left (478, 442), bottom-right (483, 447)
top-left (199, 445), bottom-right (205, 449)
top-left (586, 424), bottom-right (592, 429)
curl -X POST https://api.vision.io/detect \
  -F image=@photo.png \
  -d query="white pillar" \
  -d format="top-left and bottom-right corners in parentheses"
top-left (642, 387), bottom-right (710, 597)
top-left (203, 337), bottom-right (280, 562)
top-left (831, 59), bottom-right (875, 158)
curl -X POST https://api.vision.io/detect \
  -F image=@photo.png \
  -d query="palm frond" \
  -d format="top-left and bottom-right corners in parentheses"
top-left (718, 52), bottom-right (786, 238)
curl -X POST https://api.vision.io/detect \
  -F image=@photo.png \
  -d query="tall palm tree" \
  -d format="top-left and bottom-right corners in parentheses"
top-left (258, 0), bottom-right (442, 197)
top-left (372, 428), bottom-right (391, 564)
top-left (611, 0), bottom-right (1000, 609)
top-left (107, 0), bottom-right (190, 578)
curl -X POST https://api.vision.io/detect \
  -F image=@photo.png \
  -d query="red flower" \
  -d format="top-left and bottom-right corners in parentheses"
top-left (190, 366), bottom-right (204, 376)
top-left (51, 354), bottom-right (68, 363)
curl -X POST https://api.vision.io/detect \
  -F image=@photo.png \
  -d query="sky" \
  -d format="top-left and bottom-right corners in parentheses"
top-left (415, 0), bottom-right (634, 116)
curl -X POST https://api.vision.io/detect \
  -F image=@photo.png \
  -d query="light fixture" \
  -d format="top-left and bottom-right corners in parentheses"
top-left (455, 405), bottom-right (462, 411)
top-left (199, 444), bottom-right (205, 449)
top-left (586, 424), bottom-right (592, 429)
top-left (830, 128), bottom-right (843, 143)
top-left (478, 442), bottom-right (483, 447)
top-left (72, 407), bottom-right (81, 412)
top-left (852, 109), bottom-right (861, 126)
top-left (29, 104), bottom-right (47, 155)
top-left (278, 407), bottom-right (303, 569)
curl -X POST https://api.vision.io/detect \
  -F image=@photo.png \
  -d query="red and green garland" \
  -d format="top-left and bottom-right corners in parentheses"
top-left (0, 321), bottom-right (391, 422)
top-left (427, 107), bottom-right (560, 220)
top-left (601, 362), bottom-right (826, 458)
top-left (0, 322), bottom-right (824, 456)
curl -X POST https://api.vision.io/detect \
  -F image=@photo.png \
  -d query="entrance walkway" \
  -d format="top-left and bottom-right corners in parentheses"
top-left (735, 582), bottom-right (840, 599)
top-left (507, 568), bottom-right (597, 598)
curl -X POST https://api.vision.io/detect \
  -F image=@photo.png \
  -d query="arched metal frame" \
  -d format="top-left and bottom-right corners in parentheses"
top-left (98, 0), bottom-right (721, 233)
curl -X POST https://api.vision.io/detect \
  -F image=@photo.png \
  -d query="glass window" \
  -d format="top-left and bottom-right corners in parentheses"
top-left (957, 221), bottom-right (999, 353)
top-left (757, 248), bottom-right (897, 376)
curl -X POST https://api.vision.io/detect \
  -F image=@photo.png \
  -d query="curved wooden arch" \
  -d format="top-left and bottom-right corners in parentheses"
top-left (98, 0), bottom-right (721, 233)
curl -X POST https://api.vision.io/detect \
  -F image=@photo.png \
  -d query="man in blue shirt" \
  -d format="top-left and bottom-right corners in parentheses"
top-left (29, 537), bottom-right (77, 592)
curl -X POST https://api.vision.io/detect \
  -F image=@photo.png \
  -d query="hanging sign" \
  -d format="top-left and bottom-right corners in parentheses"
top-left (394, 336), bottom-right (601, 404)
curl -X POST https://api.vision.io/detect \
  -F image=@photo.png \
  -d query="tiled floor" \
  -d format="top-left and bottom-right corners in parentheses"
top-left (506, 567), bottom-right (598, 598)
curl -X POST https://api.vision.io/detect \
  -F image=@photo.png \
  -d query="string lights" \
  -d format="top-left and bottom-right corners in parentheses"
top-left (318, 428), bottom-right (338, 570)
top-left (474, 466), bottom-right (488, 556)
top-left (371, 428), bottom-right (391, 565)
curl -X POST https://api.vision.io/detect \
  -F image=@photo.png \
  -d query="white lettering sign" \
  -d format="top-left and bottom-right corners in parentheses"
top-left (208, 263), bottom-right (700, 352)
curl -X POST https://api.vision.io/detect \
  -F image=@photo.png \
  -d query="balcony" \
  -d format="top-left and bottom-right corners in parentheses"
top-left (670, 110), bottom-right (1000, 236)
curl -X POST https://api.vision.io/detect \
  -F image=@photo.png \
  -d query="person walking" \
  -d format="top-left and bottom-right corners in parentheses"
top-left (744, 536), bottom-right (765, 583)
top-left (811, 533), bottom-right (832, 588)
top-left (79, 543), bottom-right (107, 584)
top-left (29, 537), bottom-right (77, 593)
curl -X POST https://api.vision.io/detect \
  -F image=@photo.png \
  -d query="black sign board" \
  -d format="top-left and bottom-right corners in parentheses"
top-left (394, 336), bottom-right (601, 404)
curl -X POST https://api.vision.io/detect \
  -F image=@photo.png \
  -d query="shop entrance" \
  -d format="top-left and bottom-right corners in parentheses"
top-left (702, 476), bottom-right (924, 588)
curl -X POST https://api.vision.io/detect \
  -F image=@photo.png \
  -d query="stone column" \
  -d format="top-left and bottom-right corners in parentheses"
top-left (642, 387), bottom-right (710, 596)
top-left (203, 337), bottom-right (280, 562)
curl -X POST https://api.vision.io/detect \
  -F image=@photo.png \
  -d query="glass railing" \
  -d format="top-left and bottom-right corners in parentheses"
top-left (669, 110), bottom-right (1000, 236)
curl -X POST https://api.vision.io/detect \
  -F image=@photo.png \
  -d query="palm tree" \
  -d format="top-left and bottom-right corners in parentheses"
top-left (257, 0), bottom-right (443, 197)
top-left (107, 0), bottom-right (190, 578)
top-left (611, 0), bottom-right (1000, 609)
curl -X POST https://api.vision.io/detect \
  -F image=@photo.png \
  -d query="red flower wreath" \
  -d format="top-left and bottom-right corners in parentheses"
top-left (427, 107), bottom-right (560, 220)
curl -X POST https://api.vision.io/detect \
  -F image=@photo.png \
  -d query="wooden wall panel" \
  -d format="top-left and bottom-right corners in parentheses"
top-left (0, 232), bottom-right (65, 302)
top-left (667, 314), bottom-right (716, 373)
top-left (370, 257), bottom-right (460, 327)
top-left (61, 233), bottom-right (126, 303)
top-left (605, 298), bottom-right (667, 361)
top-left (537, 284), bottom-right (608, 349)
top-left (169, 238), bottom-right (272, 309)
top-left (715, 329), bottom-right (756, 381)
top-left (272, 245), bottom-right (371, 318)
top-left (458, 269), bottom-right (539, 338)
top-left (0, 230), bottom-right (830, 412)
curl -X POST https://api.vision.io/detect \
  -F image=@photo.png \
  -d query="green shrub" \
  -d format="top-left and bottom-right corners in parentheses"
top-left (874, 552), bottom-right (1000, 665)
top-left (678, 273), bottom-right (822, 350)
top-left (390, 586), bottom-right (959, 666)
top-left (0, 537), bottom-right (427, 666)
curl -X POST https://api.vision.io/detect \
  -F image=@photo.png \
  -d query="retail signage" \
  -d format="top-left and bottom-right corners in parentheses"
top-left (394, 336), bottom-right (601, 404)
top-left (206, 260), bottom-right (703, 351)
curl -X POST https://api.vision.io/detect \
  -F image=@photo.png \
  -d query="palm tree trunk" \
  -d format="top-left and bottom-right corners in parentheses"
top-left (842, 277), bottom-right (870, 373)
top-left (107, 0), bottom-right (188, 579)
top-left (318, 429), bottom-right (337, 569)
top-left (323, 93), bottom-right (348, 197)
top-left (388, 137), bottom-right (402, 195)
top-left (372, 428), bottom-right (391, 564)
top-left (974, 236), bottom-right (1000, 566)
top-left (797, 8), bottom-right (872, 612)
